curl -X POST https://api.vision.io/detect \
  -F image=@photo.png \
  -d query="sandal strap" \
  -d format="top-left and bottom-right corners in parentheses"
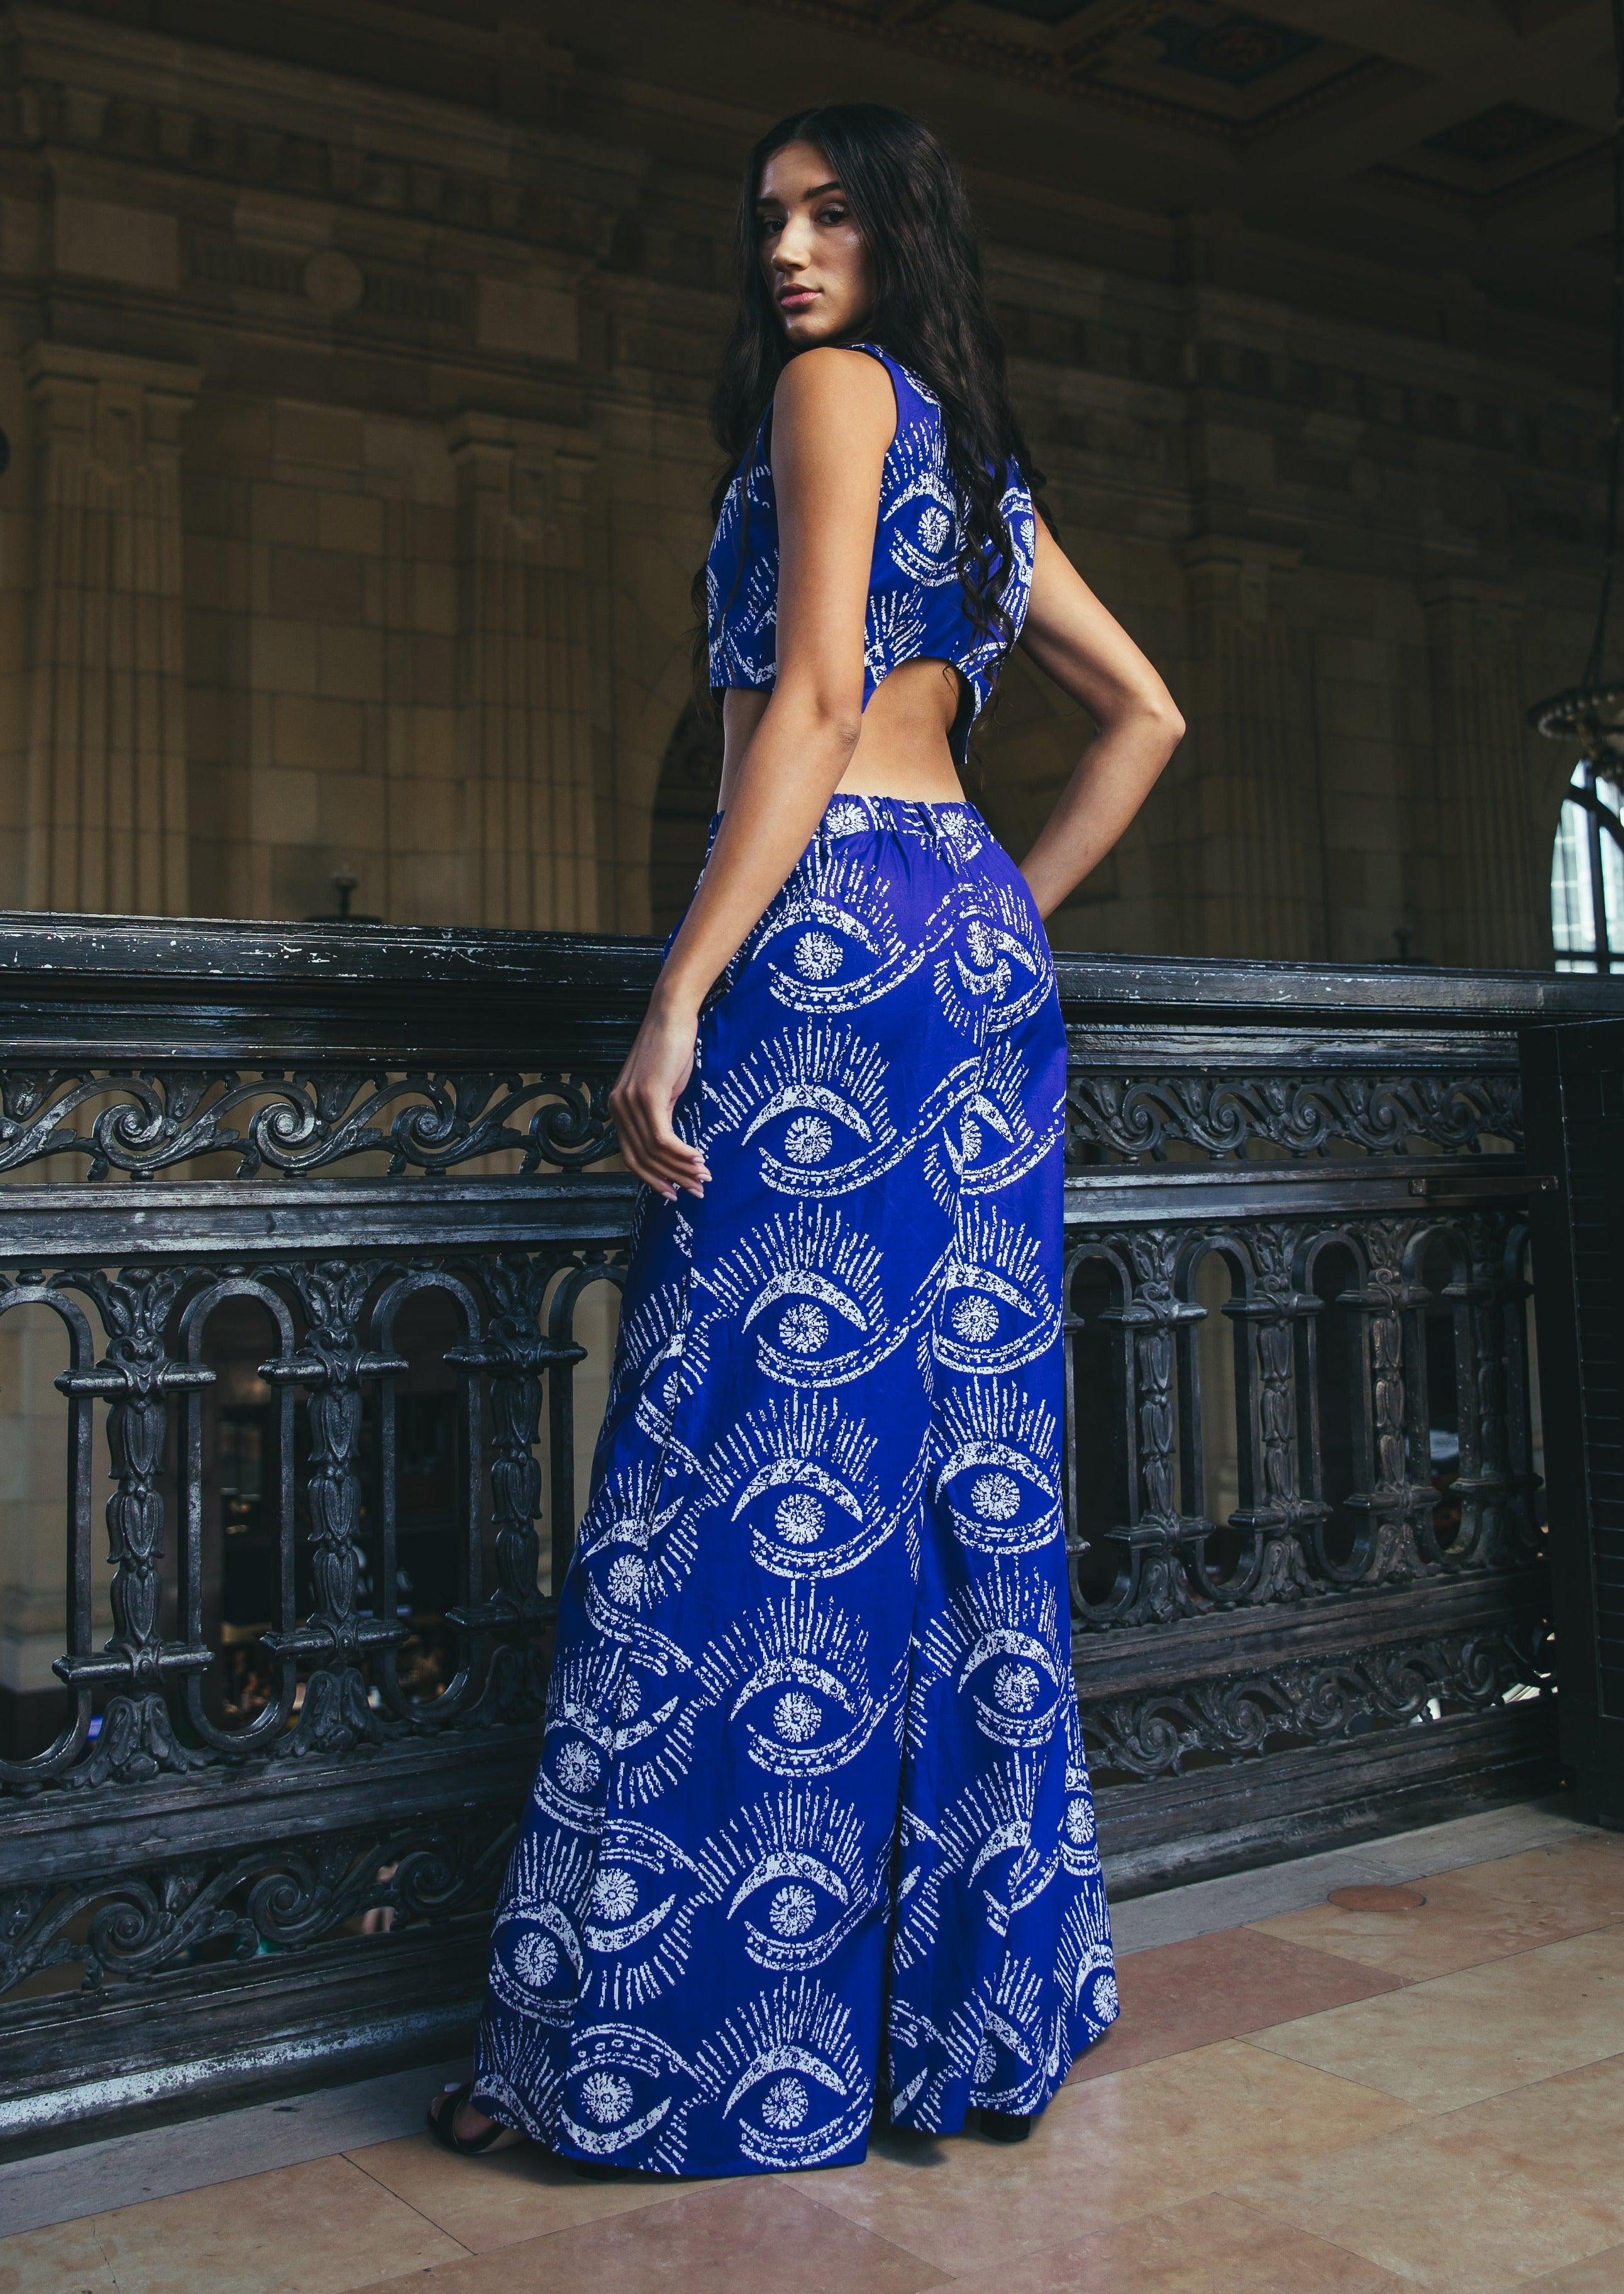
top-left (428, 2080), bottom-right (513, 2156)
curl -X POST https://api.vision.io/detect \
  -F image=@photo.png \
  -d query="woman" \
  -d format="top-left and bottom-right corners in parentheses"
top-left (431, 101), bottom-right (1183, 2176)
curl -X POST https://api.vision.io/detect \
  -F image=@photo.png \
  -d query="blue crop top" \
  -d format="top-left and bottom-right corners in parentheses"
top-left (704, 339), bottom-right (1037, 769)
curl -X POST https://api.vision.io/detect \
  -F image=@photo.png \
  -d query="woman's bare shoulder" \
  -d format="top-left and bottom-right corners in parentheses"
top-left (771, 345), bottom-right (896, 442)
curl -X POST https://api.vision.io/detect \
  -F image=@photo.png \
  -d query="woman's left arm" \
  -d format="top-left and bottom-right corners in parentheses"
top-left (1013, 512), bottom-right (1186, 920)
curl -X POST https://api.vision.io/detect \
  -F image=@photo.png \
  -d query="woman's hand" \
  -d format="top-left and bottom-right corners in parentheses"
top-left (607, 990), bottom-right (713, 1203)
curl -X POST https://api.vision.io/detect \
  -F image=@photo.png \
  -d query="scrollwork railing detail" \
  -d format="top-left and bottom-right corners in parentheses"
top-left (1066, 1070), bottom-right (1522, 1164)
top-left (0, 1066), bottom-right (618, 1179)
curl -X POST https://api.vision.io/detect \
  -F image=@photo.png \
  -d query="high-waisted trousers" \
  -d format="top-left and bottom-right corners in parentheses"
top-left (473, 793), bottom-right (1118, 2176)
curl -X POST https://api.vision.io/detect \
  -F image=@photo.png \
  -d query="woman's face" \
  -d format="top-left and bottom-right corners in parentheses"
top-left (756, 139), bottom-right (875, 350)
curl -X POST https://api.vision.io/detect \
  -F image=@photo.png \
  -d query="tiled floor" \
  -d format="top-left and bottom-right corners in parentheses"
top-left (5, 1806), bottom-right (1622, 2294)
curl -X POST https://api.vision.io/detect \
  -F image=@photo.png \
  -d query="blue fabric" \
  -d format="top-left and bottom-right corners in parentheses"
top-left (473, 795), bottom-right (1119, 2176)
top-left (705, 342), bottom-right (1037, 768)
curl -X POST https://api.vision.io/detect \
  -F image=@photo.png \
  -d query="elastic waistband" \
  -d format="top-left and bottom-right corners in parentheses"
top-left (707, 793), bottom-right (988, 847)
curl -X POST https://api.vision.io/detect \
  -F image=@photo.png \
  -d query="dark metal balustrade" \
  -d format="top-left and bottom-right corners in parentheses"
top-left (0, 915), bottom-right (1613, 2148)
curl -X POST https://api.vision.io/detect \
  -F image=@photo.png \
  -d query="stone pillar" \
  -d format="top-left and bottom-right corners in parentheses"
top-left (1420, 577), bottom-right (1547, 969)
top-left (446, 412), bottom-right (599, 930)
top-left (1180, 539), bottom-right (1325, 959)
top-left (23, 345), bottom-right (200, 917)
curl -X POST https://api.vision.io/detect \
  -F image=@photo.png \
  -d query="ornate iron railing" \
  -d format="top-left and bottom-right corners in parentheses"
top-left (0, 916), bottom-right (1613, 2146)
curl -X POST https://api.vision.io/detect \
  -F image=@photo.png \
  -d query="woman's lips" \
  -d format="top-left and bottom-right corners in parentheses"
top-left (778, 287), bottom-right (817, 311)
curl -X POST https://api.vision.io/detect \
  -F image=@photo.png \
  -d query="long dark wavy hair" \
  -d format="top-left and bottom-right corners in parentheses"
top-left (688, 102), bottom-right (1056, 751)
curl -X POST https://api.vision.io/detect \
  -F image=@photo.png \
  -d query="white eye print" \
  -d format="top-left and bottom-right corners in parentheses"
top-left (699, 1787), bottom-right (875, 1977)
top-left (931, 1384), bottom-right (1063, 1557)
top-left (699, 1585), bottom-right (900, 1780)
top-left (487, 1830), bottom-right (591, 2024)
top-left (697, 1978), bottom-right (869, 2170)
top-left (936, 1202), bottom-right (1059, 1375)
top-left (557, 2026), bottom-right (702, 2171)
top-left (915, 1565), bottom-right (1069, 1753)
top-left (579, 1821), bottom-right (714, 2015)
top-left (693, 1390), bottom-right (914, 1583)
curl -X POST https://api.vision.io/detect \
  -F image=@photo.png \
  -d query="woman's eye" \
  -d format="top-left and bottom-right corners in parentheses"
top-left (818, 206), bottom-right (847, 225)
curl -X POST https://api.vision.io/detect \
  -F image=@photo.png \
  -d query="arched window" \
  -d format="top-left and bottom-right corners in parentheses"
top-left (1551, 758), bottom-right (1624, 974)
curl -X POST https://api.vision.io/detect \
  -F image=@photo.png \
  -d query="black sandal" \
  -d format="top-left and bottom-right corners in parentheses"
top-left (426, 2079), bottom-right (525, 2156)
top-left (975, 2107), bottom-right (1032, 2143)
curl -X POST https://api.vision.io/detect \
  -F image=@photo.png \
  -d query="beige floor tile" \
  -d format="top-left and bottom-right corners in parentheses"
top-left (784, 2039), bottom-right (1413, 2278)
top-left (1230, 2052), bottom-right (1624, 2291)
top-left (1251, 1842), bottom-right (1624, 1982)
top-left (1450, 1838), bottom-right (1624, 1909)
top-left (1066, 1925), bottom-right (1401, 2085)
top-left (345, 2176), bottom-right (940, 2292)
top-left (913, 2190), bottom-right (1409, 2291)
top-left (1530, 2242), bottom-right (1624, 2288)
top-left (346, 2131), bottom-right (678, 2253)
top-left (86, 2152), bottom-right (465, 2294)
top-left (1248, 1926), bottom-right (1624, 2112)
top-left (0, 2219), bottom-right (117, 2294)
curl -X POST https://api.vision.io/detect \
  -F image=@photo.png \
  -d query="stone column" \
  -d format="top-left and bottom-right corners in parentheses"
top-left (1420, 577), bottom-right (1547, 969)
top-left (1180, 538), bottom-right (1326, 959)
top-left (445, 412), bottom-right (599, 930)
top-left (24, 345), bottom-right (200, 916)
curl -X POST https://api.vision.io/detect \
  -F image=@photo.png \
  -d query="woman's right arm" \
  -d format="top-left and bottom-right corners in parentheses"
top-left (608, 345), bottom-right (896, 1201)
top-left (1013, 514), bottom-right (1186, 920)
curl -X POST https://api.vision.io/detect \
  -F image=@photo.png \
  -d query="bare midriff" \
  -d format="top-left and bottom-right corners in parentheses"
top-left (716, 655), bottom-right (971, 811)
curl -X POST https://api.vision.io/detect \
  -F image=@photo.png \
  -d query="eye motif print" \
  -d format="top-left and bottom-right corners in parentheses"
top-left (573, 1459), bottom-right (700, 1630)
top-left (946, 883), bottom-right (1054, 1037)
top-left (697, 1200), bottom-right (900, 1390)
top-left (580, 1817), bottom-right (714, 2014)
top-left (558, 2023), bottom-right (702, 2170)
top-left (693, 1389), bottom-right (920, 1582)
top-left (699, 1585), bottom-right (903, 1782)
top-left (599, 1275), bottom-right (692, 1450)
top-left (878, 421), bottom-right (961, 590)
top-left (696, 1977), bottom-right (870, 2170)
top-left (914, 1563), bottom-right (1071, 1754)
top-left (931, 1380), bottom-right (1063, 1557)
top-left (888, 1806), bottom-right (947, 1974)
top-left (755, 852), bottom-right (909, 1015)
top-left (485, 1829), bottom-right (592, 2024)
top-left (885, 1996), bottom-right (944, 2120)
top-left (926, 1041), bottom-right (1061, 1201)
top-left (934, 1755), bottom-right (1060, 1939)
top-left (698, 1787), bottom-right (878, 1974)
top-left (1059, 1702), bottom-right (1105, 1879)
top-left (919, 1956), bottom-right (1049, 2121)
top-left (472, 2012), bottom-right (563, 2144)
top-left (536, 1639), bottom-right (700, 1822)
top-left (863, 590), bottom-right (929, 687)
top-left (1052, 1890), bottom-right (1119, 2054)
top-left (702, 1021), bottom-right (899, 1196)
top-left (936, 1198), bottom-right (1061, 1376)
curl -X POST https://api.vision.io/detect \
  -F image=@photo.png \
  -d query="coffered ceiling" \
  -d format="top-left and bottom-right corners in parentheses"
top-left (714, 0), bottom-right (1610, 263)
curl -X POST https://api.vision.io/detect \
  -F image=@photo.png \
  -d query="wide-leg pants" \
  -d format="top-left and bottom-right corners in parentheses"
top-left (473, 793), bottom-right (1118, 2175)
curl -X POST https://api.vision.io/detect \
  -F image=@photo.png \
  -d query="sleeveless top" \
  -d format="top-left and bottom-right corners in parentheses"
top-left (704, 339), bottom-right (1037, 769)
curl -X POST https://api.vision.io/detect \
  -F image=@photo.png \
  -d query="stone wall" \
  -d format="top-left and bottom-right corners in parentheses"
top-left (0, 1), bottom-right (1599, 968)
